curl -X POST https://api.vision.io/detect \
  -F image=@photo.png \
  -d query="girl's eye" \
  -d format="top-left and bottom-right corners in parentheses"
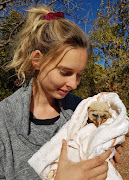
top-left (59, 70), bottom-right (82, 79)
top-left (77, 74), bottom-right (82, 78)
top-left (76, 74), bottom-right (82, 81)
top-left (59, 71), bottom-right (72, 76)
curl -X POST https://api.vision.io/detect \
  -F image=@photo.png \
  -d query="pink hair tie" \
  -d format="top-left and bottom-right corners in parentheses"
top-left (45, 12), bottom-right (65, 20)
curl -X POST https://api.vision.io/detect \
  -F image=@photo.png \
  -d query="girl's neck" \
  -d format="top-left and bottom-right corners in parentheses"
top-left (30, 82), bottom-right (60, 119)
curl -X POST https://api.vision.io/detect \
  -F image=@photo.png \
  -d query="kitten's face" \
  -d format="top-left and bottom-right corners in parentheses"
top-left (88, 102), bottom-right (110, 127)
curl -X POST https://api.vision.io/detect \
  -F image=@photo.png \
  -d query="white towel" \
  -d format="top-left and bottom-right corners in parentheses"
top-left (28, 92), bottom-right (129, 180)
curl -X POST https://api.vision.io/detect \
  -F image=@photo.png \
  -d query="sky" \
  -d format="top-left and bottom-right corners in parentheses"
top-left (43, 0), bottom-right (108, 34)
top-left (12, 0), bottom-right (108, 34)
top-left (75, 0), bottom-right (108, 33)
top-left (23, 0), bottom-right (108, 33)
top-left (86, 0), bottom-right (105, 19)
top-left (9, 0), bottom-right (108, 37)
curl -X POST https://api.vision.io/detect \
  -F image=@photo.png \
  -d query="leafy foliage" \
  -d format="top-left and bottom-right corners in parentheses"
top-left (0, 10), bottom-right (24, 100)
top-left (87, 0), bottom-right (129, 111)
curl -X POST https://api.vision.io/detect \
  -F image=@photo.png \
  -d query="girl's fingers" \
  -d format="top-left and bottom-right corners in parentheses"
top-left (115, 144), bottom-right (123, 154)
top-left (100, 149), bottom-right (112, 161)
top-left (109, 158), bottom-right (117, 169)
top-left (56, 144), bottom-right (111, 180)
top-left (59, 139), bottom-right (68, 162)
top-left (82, 149), bottom-right (112, 170)
top-left (113, 150), bottom-right (122, 164)
top-left (92, 172), bottom-right (108, 180)
top-left (86, 161), bottom-right (108, 178)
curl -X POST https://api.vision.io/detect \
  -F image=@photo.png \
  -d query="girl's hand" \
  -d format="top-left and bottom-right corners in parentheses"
top-left (110, 143), bottom-right (123, 168)
top-left (114, 144), bottom-right (123, 163)
top-left (55, 139), bottom-right (112, 180)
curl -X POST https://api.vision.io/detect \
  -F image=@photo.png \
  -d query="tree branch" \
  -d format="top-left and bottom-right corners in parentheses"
top-left (48, 0), bottom-right (59, 7)
top-left (0, 19), bottom-right (24, 48)
top-left (0, 0), bottom-right (16, 11)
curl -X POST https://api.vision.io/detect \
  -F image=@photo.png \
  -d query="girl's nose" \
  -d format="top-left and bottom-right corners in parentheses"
top-left (66, 76), bottom-right (79, 90)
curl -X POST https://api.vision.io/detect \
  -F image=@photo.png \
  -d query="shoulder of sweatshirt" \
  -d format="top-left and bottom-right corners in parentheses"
top-left (61, 93), bottom-right (83, 112)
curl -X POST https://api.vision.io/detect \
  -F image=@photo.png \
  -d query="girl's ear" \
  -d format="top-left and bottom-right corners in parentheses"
top-left (31, 50), bottom-right (43, 70)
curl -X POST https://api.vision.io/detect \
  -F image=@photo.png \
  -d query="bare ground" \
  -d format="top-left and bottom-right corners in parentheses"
top-left (116, 136), bottom-right (129, 180)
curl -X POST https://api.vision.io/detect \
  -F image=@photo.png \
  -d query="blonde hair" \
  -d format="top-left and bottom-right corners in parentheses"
top-left (7, 5), bottom-right (92, 84)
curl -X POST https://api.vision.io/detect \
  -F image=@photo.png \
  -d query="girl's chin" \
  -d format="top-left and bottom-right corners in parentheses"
top-left (52, 91), bottom-right (69, 99)
top-left (54, 93), bottom-right (67, 99)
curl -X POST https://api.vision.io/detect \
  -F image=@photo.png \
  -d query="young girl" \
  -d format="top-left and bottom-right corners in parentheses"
top-left (0, 5), bottom-right (122, 180)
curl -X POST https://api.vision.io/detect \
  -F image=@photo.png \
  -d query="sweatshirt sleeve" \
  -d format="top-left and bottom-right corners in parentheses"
top-left (0, 141), bottom-right (6, 179)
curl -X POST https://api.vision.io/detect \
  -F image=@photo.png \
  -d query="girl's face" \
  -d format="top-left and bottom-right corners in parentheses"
top-left (35, 48), bottom-right (88, 100)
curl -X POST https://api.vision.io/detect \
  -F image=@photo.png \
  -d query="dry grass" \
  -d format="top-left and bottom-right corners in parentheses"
top-left (116, 136), bottom-right (129, 180)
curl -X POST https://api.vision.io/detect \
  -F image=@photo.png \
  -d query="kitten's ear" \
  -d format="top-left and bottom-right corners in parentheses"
top-left (31, 50), bottom-right (43, 70)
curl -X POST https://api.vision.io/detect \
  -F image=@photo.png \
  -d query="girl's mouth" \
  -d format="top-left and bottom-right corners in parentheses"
top-left (57, 89), bottom-right (69, 95)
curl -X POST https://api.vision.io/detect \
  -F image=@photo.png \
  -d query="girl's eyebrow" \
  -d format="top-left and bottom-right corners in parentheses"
top-left (57, 65), bottom-right (86, 73)
top-left (57, 65), bottom-right (73, 71)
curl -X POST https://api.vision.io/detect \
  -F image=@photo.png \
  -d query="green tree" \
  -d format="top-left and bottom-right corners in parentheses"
top-left (89, 0), bottom-right (129, 109)
top-left (0, 10), bottom-right (24, 100)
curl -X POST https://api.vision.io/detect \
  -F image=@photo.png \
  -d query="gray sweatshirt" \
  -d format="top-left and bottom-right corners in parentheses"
top-left (0, 80), bottom-right (82, 180)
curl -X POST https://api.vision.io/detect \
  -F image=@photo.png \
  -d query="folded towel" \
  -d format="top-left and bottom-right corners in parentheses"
top-left (28, 92), bottom-right (129, 180)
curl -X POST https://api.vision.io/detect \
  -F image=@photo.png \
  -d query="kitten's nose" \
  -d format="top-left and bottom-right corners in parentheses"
top-left (96, 116), bottom-right (102, 126)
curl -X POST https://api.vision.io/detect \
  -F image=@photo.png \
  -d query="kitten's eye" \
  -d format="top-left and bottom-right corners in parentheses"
top-left (100, 114), bottom-right (107, 119)
top-left (92, 114), bottom-right (98, 118)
